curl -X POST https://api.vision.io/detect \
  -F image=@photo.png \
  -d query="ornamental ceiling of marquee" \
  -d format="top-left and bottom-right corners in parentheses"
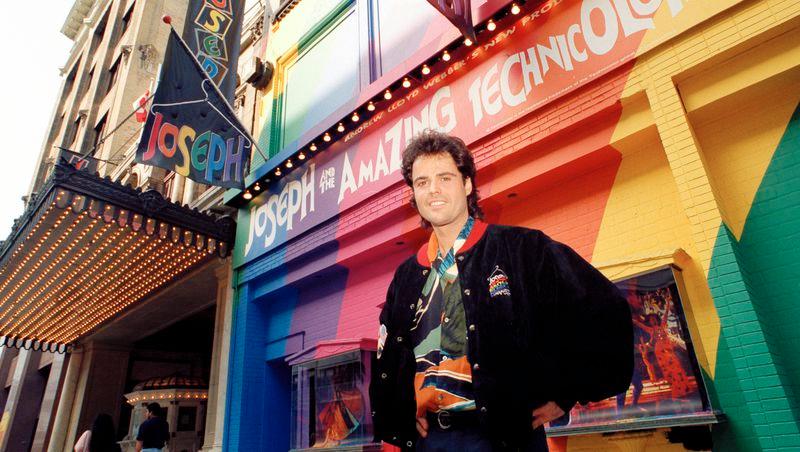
top-left (0, 163), bottom-right (235, 353)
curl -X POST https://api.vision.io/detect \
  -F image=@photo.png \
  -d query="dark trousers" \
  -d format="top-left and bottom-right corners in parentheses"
top-left (416, 426), bottom-right (548, 452)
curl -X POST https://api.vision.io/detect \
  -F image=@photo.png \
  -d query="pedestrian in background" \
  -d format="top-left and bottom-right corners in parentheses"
top-left (136, 403), bottom-right (169, 452)
top-left (74, 413), bottom-right (121, 452)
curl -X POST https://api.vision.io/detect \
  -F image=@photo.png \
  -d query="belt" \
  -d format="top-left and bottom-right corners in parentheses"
top-left (426, 410), bottom-right (480, 431)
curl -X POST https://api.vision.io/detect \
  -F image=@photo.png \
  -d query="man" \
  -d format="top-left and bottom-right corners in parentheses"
top-left (135, 403), bottom-right (169, 452)
top-left (370, 130), bottom-right (633, 451)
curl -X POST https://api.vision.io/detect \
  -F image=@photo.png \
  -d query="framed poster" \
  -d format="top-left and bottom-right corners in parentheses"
top-left (290, 350), bottom-right (376, 450)
top-left (548, 266), bottom-right (714, 434)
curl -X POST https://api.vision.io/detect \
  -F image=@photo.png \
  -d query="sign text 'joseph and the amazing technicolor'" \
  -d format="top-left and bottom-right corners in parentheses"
top-left (236, 0), bottom-right (689, 265)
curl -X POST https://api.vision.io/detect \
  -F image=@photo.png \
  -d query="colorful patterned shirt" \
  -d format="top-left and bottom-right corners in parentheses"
top-left (410, 217), bottom-right (476, 416)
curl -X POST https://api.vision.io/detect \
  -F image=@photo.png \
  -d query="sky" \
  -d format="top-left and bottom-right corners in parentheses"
top-left (0, 2), bottom-right (74, 239)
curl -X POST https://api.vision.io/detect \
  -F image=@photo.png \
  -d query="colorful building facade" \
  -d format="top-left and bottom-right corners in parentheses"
top-left (0, 1), bottom-right (267, 451)
top-left (225, 0), bottom-right (800, 450)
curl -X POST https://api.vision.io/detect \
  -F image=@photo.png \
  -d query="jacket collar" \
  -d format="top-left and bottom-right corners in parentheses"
top-left (416, 220), bottom-right (489, 267)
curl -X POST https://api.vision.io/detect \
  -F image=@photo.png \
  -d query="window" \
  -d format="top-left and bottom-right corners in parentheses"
top-left (92, 114), bottom-right (107, 153)
top-left (163, 171), bottom-right (176, 199)
top-left (94, 8), bottom-right (109, 40)
top-left (92, 7), bottom-right (110, 49)
top-left (177, 406), bottom-right (197, 431)
top-left (275, 3), bottom-right (362, 153)
top-left (107, 58), bottom-right (121, 95)
top-left (234, 92), bottom-right (246, 122)
top-left (68, 115), bottom-right (84, 151)
top-left (62, 64), bottom-right (79, 106)
top-left (290, 350), bottom-right (375, 450)
top-left (56, 113), bottom-right (66, 140)
top-left (373, 0), bottom-right (440, 76)
top-left (266, 0), bottom-right (491, 161)
top-left (120, 2), bottom-right (135, 37)
top-left (85, 66), bottom-right (95, 98)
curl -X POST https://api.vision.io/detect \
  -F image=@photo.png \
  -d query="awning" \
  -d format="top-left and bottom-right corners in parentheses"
top-left (0, 163), bottom-right (235, 353)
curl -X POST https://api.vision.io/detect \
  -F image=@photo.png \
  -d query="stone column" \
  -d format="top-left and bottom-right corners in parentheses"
top-left (182, 178), bottom-right (196, 205)
top-left (30, 353), bottom-right (69, 452)
top-left (46, 349), bottom-right (84, 452)
top-left (47, 344), bottom-right (130, 452)
top-left (0, 349), bottom-right (47, 452)
top-left (200, 262), bottom-right (234, 451)
top-left (0, 346), bottom-right (18, 413)
top-left (167, 400), bottom-right (179, 439)
top-left (169, 174), bottom-right (186, 204)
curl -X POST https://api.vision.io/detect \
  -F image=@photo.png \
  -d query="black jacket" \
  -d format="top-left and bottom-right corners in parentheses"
top-left (369, 222), bottom-right (633, 449)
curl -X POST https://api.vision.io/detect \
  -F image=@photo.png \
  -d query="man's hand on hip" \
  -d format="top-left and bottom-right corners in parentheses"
top-left (532, 401), bottom-right (564, 429)
top-left (416, 416), bottom-right (429, 438)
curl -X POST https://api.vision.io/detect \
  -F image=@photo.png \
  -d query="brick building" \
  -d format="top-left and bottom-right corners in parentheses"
top-left (224, 0), bottom-right (800, 450)
top-left (0, 0), bottom-right (265, 450)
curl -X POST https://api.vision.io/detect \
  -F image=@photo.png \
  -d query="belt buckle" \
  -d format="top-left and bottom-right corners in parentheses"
top-left (436, 410), bottom-right (451, 430)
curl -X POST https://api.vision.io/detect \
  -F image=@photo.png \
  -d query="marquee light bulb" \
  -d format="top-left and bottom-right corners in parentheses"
top-left (298, 152), bottom-right (306, 160)
top-left (511, 3), bottom-right (520, 14)
top-left (384, 90), bottom-right (392, 100)
top-left (487, 20), bottom-right (496, 31)
top-left (323, 132), bottom-right (332, 142)
top-left (310, 143), bottom-right (317, 151)
top-left (442, 50), bottom-right (451, 61)
top-left (275, 167), bottom-right (282, 176)
top-left (421, 64), bottom-right (431, 75)
top-left (367, 101), bottom-right (375, 111)
top-left (402, 78), bottom-right (411, 88)
top-left (337, 122), bottom-right (345, 132)
top-left (243, 191), bottom-right (253, 200)
top-left (464, 38), bottom-right (473, 46)
top-left (286, 160), bottom-right (293, 168)
top-left (351, 112), bottom-right (359, 122)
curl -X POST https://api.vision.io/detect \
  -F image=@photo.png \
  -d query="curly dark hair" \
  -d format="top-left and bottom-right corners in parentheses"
top-left (401, 130), bottom-right (484, 228)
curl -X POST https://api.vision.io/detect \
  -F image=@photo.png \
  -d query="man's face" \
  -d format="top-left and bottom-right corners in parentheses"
top-left (411, 152), bottom-right (472, 229)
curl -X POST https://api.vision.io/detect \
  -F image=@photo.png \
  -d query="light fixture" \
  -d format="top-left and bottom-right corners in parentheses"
top-left (253, 183), bottom-right (261, 191)
top-left (442, 50), bottom-right (451, 62)
top-left (511, 3), bottom-right (520, 14)
top-left (487, 20), bottom-right (496, 31)
top-left (402, 77), bottom-right (411, 88)
top-left (285, 160), bottom-right (293, 168)
top-left (351, 112), bottom-right (359, 122)
top-left (275, 167), bottom-right (282, 176)
top-left (384, 90), bottom-right (392, 100)
top-left (421, 64), bottom-right (431, 75)
top-left (367, 101), bottom-right (375, 111)
top-left (323, 132), bottom-right (332, 142)
top-left (464, 38), bottom-right (473, 46)
top-left (337, 122), bottom-right (345, 132)
top-left (310, 143), bottom-right (318, 151)
top-left (298, 152), bottom-right (306, 160)
top-left (242, 191), bottom-right (253, 200)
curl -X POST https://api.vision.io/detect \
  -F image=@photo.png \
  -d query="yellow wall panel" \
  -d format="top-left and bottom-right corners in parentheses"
top-left (592, 129), bottom-right (720, 376)
top-left (689, 68), bottom-right (800, 239)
